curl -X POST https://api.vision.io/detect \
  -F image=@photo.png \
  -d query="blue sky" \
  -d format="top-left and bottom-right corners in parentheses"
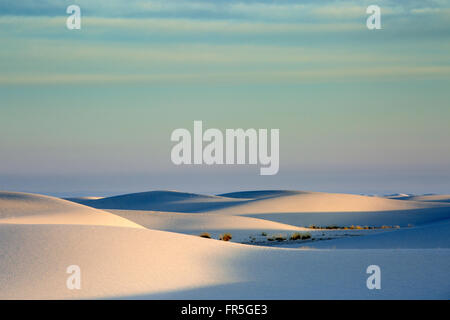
top-left (0, 0), bottom-right (449, 196)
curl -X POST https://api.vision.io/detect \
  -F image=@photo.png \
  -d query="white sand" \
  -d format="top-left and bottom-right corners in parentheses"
top-left (68, 190), bottom-right (245, 212)
top-left (391, 194), bottom-right (450, 203)
top-left (109, 209), bottom-right (307, 242)
top-left (1, 190), bottom-right (449, 299)
top-left (305, 219), bottom-right (450, 249)
top-left (208, 191), bottom-right (450, 227)
top-left (73, 190), bottom-right (447, 213)
top-left (210, 191), bottom-right (448, 213)
top-left (0, 191), bottom-right (143, 228)
top-left (1, 222), bottom-right (449, 299)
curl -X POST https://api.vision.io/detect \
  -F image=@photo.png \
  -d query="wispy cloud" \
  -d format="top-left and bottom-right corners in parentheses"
top-left (2, 66), bottom-right (449, 85)
top-left (0, 1), bottom-right (449, 86)
top-left (1, 0), bottom-right (449, 21)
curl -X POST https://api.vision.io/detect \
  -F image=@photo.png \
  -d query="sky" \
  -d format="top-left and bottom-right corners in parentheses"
top-left (0, 0), bottom-right (449, 196)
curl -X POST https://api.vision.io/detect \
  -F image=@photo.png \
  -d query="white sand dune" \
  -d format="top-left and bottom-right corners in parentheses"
top-left (109, 209), bottom-right (307, 242)
top-left (1, 223), bottom-right (449, 299)
top-left (2, 189), bottom-right (450, 299)
top-left (66, 196), bottom-right (104, 201)
top-left (0, 191), bottom-right (143, 228)
top-left (218, 190), bottom-right (303, 199)
top-left (383, 193), bottom-right (412, 198)
top-left (208, 191), bottom-right (450, 227)
top-left (66, 190), bottom-right (450, 227)
top-left (305, 219), bottom-right (450, 249)
top-left (212, 191), bottom-right (449, 213)
top-left (0, 223), bottom-right (238, 299)
top-left (388, 194), bottom-right (450, 203)
top-left (68, 190), bottom-right (245, 212)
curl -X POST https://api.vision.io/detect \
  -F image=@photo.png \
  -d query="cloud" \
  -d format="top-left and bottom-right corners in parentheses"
top-left (411, 7), bottom-right (450, 15)
top-left (0, 2), bottom-right (449, 86)
top-left (2, 65), bottom-right (449, 85)
top-left (1, 0), bottom-right (448, 22)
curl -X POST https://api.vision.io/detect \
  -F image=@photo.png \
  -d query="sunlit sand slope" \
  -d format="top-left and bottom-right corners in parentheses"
top-left (209, 191), bottom-right (450, 227)
top-left (109, 209), bottom-right (307, 241)
top-left (0, 191), bottom-right (143, 228)
top-left (0, 223), bottom-right (449, 299)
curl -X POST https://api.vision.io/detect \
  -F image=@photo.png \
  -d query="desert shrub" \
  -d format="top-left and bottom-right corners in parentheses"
top-left (290, 232), bottom-right (312, 240)
top-left (274, 234), bottom-right (286, 241)
top-left (301, 233), bottom-right (312, 240)
top-left (267, 234), bottom-right (286, 242)
top-left (199, 232), bottom-right (211, 239)
top-left (290, 232), bottom-right (302, 240)
top-left (219, 233), bottom-right (232, 241)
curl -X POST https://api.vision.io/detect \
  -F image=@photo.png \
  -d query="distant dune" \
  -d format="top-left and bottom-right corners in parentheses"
top-left (209, 191), bottom-right (450, 227)
top-left (387, 194), bottom-right (450, 203)
top-left (67, 190), bottom-right (245, 212)
top-left (67, 190), bottom-right (450, 227)
top-left (70, 189), bottom-right (450, 213)
top-left (212, 191), bottom-right (447, 213)
top-left (217, 190), bottom-right (303, 199)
